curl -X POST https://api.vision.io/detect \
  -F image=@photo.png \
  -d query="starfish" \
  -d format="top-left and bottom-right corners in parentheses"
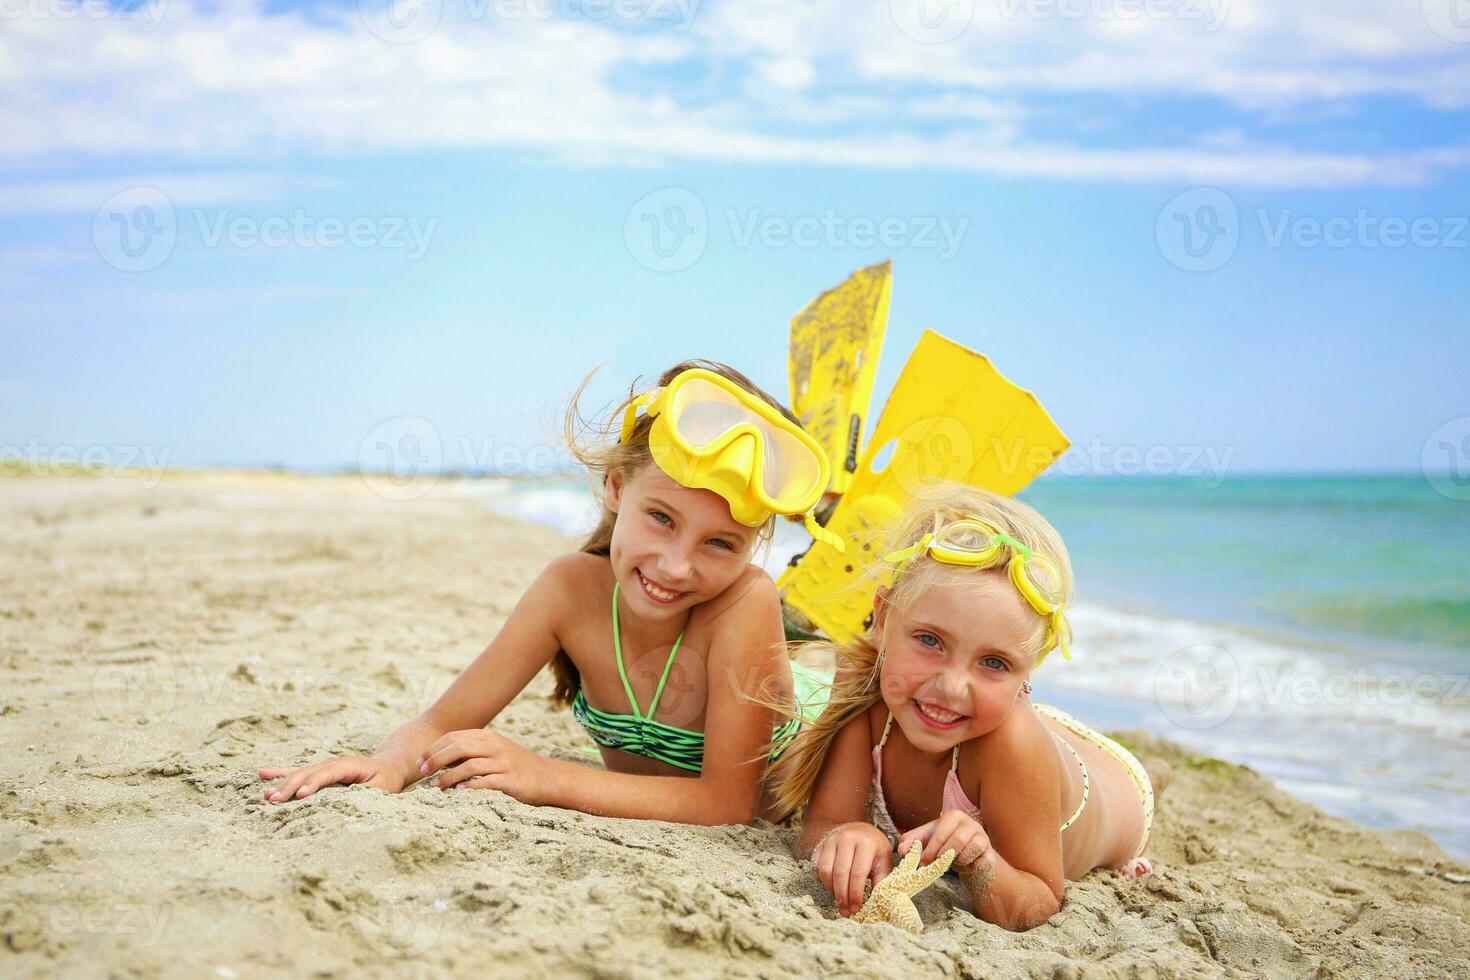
top-left (852, 845), bottom-right (957, 934)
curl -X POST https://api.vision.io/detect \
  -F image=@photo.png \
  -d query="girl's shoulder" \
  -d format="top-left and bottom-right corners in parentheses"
top-left (689, 563), bottom-right (778, 630)
top-left (549, 549), bottom-right (609, 577)
top-left (968, 699), bottom-right (1060, 772)
top-left (539, 551), bottom-right (613, 598)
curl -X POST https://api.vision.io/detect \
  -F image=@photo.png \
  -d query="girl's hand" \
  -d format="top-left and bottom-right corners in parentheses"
top-left (258, 756), bottom-right (405, 803)
top-left (898, 808), bottom-right (992, 868)
top-left (417, 729), bottom-right (554, 805)
top-left (810, 822), bottom-right (894, 917)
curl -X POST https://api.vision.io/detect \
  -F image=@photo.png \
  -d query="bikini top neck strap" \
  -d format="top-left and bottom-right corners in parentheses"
top-left (878, 709), bottom-right (962, 773)
top-left (611, 581), bottom-right (685, 721)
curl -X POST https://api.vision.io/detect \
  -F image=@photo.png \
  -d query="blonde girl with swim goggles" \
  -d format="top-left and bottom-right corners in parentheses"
top-left (770, 481), bottom-right (1159, 931)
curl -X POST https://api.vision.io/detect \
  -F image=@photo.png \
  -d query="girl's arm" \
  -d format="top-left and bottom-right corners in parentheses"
top-left (796, 706), bottom-right (896, 917)
top-left (795, 708), bottom-right (876, 858)
top-left (260, 552), bottom-right (573, 802)
top-left (966, 730), bottom-right (1067, 930)
top-left (530, 571), bottom-right (788, 825)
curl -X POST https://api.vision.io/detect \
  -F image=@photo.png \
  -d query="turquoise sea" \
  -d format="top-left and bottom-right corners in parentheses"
top-left (1021, 475), bottom-right (1470, 660)
top-left (470, 474), bottom-right (1470, 859)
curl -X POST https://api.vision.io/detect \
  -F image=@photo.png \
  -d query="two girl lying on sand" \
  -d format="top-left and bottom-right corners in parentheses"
top-left (259, 360), bottom-right (1162, 931)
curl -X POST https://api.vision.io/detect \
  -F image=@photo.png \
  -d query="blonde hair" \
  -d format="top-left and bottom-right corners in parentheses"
top-left (766, 480), bottom-right (1074, 816)
top-left (550, 359), bottom-right (796, 707)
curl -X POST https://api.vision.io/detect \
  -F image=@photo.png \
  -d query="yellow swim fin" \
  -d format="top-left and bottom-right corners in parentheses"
top-left (787, 260), bottom-right (892, 497)
top-left (778, 329), bottom-right (1070, 644)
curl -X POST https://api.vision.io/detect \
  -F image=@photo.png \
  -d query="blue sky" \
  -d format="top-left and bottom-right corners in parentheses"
top-left (3, 0), bottom-right (1469, 476)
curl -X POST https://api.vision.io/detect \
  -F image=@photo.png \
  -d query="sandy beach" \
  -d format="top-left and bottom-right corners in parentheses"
top-left (2, 471), bottom-right (1467, 979)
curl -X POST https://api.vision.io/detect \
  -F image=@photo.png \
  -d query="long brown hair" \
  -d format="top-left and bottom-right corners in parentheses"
top-left (550, 359), bottom-right (798, 706)
top-left (765, 481), bottom-right (1075, 816)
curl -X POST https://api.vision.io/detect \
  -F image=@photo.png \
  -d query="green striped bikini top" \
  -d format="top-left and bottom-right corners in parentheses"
top-left (570, 582), bottom-right (800, 773)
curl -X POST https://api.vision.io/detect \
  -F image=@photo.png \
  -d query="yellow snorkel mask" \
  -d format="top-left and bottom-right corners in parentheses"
top-left (882, 517), bottom-right (1071, 665)
top-left (621, 368), bottom-right (844, 551)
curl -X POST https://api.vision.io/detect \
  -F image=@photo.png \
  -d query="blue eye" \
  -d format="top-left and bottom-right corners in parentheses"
top-left (916, 633), bottom-right (940, 649)
top-left (649, 510), bottom-right (673, 527)
top-left (982, 655), bottom-right (1009, 672)
top-left (708, 538), bottom-right (734, 551)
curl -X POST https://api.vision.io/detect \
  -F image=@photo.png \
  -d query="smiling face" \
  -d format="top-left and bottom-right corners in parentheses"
top-left (874, 567), bottom-right (1039, 754)
top-left (605, 463), bottom-right (760, 618)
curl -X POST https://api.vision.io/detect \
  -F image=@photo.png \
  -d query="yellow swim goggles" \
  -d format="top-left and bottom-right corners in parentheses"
top-left (621, 368), bottom-right (843, 551)
top-left (882, 517), bottom-right (1071, 664)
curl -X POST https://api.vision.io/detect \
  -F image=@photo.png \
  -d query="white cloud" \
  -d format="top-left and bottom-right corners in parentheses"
top-left (0, 173), bottom-right (330, 214)
top-left (1, 0), bottom-right (1467, 188)
top-left (754, 55), bottom-right (817, 91)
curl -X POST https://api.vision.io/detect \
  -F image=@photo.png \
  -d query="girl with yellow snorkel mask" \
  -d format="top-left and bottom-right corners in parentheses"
top-left (260, 360), bottom-right (837, 824)
top-left (771, 483), bottom-right (1163, 930)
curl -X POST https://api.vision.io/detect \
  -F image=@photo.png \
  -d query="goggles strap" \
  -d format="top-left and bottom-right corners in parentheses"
top-left (619, 390), bottom-right (659, 443)
top-left (804, 512), bottom-right (846, 552)
top-left (1038, 610), bottom-right (1072, 666)
top-left (881, 533), bottom-right (933, 567)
